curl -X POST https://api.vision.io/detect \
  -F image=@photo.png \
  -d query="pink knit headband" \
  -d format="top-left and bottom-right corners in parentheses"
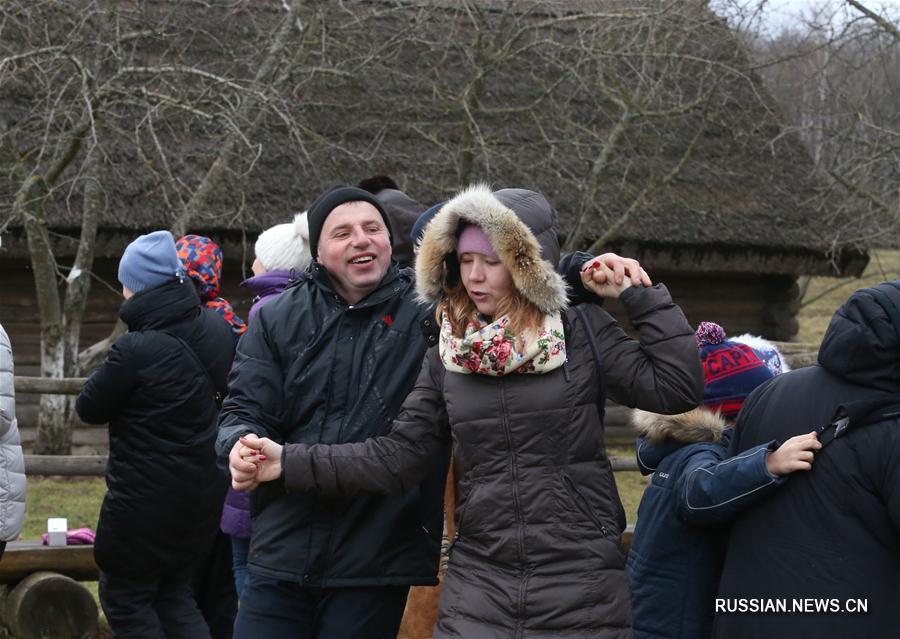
top-left (456, 224), bottom-right (499, 260)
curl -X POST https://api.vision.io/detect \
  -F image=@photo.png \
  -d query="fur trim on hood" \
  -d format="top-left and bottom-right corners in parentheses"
top-left (414, 184), bottom-right (568, 314)
top-left (632, 407), bottom-right (728, 444)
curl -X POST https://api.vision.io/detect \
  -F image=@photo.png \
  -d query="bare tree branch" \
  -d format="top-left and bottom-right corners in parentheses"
top-left (845, 0), bottom-right (900, 43)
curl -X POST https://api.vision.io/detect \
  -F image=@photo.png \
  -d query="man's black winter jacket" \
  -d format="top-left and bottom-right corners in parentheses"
top-left (217, 263), bottom-right (450, 586)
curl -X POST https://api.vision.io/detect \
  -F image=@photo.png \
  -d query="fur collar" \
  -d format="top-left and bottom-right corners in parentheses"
top-left (414, 184), bottom-right (568, 314)
top-left (632, 408), bottom-right (728, 444)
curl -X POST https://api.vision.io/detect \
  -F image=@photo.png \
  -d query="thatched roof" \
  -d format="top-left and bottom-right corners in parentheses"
top-left (0, 0), bottom-right (866, 276)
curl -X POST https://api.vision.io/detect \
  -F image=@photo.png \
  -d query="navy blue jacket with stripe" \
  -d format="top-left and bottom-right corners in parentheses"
top-left (627, 418), bottom-right (781, 639)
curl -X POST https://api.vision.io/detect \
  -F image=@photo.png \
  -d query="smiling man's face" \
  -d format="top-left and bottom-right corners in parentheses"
top-left (316, 201), bottom-right (392, 305)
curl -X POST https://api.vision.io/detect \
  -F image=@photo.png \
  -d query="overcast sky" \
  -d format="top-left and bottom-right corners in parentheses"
top-left (714, 0), bottom-right (900, 36)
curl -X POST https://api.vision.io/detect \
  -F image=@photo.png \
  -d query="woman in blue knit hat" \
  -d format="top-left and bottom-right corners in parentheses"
top-left (76, 230), bottom-right (236, 639)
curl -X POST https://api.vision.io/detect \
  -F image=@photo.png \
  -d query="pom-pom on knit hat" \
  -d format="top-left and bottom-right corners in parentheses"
top-left (255, 212), bottom-right (312, 273)
top-left (695, 321), bottom-right (776, 419)
top-left (118, 230), bottom-right (184, 294)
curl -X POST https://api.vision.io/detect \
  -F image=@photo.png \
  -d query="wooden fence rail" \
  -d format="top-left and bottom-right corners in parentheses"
top-left (12, 343), bottom-right (819, 396)
top-left (14, 377), bottom-right (87, 395)
top-left (24, 455), bottom-right (106, 477)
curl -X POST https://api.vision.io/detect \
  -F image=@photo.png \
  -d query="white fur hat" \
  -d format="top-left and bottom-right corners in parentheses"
top-left (732, 333), bottom-right (791, 376)
top-left (255, 212), bottom-right (311, 272)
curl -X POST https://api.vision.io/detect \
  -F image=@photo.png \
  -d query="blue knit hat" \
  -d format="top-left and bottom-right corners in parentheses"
top-left (695, 321), bottom-right (776, 419)
top-left (118, 230), bottom-right (185, 294)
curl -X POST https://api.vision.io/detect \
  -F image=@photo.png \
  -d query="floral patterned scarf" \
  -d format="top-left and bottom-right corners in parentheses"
top-left (439, 312), bottom-right (567, 376)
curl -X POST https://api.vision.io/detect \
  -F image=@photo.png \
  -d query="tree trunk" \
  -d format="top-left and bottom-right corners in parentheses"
top-left (16, 179), bottom-right (71, 454)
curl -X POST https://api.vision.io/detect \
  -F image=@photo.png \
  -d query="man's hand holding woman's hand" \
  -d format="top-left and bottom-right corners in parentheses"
top-left (229, 434), bottom-right (284, 491)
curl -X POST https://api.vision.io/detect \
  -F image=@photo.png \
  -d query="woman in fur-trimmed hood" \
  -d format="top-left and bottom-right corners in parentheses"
top-left (626, 324), bottom-right (820, 639)
top-left (233, 184), bottom-right (704, 639)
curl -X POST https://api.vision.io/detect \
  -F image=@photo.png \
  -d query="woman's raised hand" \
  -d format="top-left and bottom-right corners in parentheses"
top-left (580, 253), bottom-right (651, 299)
top-left (229, 434), bottom-right (284, 491)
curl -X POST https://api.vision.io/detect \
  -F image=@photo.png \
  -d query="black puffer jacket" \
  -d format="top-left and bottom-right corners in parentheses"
top-left (77, 279), bottom-right (233, 578)
top-left (280, 185), bottom-right (704, 638)
top-left (216, 263), bottom-right (451, 587)
top-left (715, 282), bottom-right (900, 639)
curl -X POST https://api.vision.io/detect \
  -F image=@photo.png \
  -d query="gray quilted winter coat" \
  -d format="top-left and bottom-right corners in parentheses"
top-left (0, 325), bottom-right (26, 543)
top-left (281, 185), bottom-right (704, 638)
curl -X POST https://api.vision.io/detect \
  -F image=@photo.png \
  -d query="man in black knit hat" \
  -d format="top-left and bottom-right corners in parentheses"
top-left (219, 185), bottom-right (445, 639)
top-left (218, 184), bottom-right (651, 639)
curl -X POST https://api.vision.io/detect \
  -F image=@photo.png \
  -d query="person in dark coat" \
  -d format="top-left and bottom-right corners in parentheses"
top-left (714, 281), bottom-right (900, 639)
top-left (217, 186), bottom-right (453, 639)
top-left (358, 175), bottom-right (424, 268)
top-left (176, 233), bottom-right (245, 639)
top-left (627, 323), bottom-right (820, 639)
top-left (232, 184), bottom-right (705, 639)
top-left (76, 230), bottom-right (234, 639)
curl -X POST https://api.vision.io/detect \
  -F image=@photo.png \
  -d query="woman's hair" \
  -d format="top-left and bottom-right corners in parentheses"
top-left (438, 257), bottom-right (544, 343)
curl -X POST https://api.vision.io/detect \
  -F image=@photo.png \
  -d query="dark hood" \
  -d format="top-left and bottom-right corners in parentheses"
top-left (635, 428), bottom-right (733, 475)
top-left (818, 280), bottom-right (900, 392)
top-left (374, 188), bottom-right (424, 268)
top-left (119, 278), bottom-right (200, 331)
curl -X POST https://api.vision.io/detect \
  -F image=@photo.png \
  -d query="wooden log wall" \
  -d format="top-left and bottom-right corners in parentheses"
top-left (0, 256), bottom-right (253, 451)
top-left (600, 272), bottom-right (801, 342)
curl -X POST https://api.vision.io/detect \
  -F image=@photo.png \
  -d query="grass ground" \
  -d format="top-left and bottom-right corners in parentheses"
top-left (22, 477), bottom-right (106, 623)
top-left (23, 477), bottom-right (105, 539)
top-left (795, 249), bottom-right (900, 343)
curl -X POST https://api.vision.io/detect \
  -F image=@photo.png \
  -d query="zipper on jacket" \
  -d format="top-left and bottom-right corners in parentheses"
top-left (498, 380), bottom-right (529, 634)
top-left (448, 481), bottom-right (481, 555)
top-left (562, 472), bottom-right (610, 536)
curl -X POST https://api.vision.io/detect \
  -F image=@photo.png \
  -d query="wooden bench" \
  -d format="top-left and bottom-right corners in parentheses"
top-left (0, 542), bottom-right (98, 639)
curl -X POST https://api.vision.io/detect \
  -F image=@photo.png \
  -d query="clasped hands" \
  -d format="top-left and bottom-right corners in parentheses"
top-left (229, 434), bottom-right (283, 491)
top-left (580, 253), bottom-right (651, 299)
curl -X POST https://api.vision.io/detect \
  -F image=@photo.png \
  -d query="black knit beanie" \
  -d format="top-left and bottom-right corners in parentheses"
top-left (307, 185), bottom-right (393, 258)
